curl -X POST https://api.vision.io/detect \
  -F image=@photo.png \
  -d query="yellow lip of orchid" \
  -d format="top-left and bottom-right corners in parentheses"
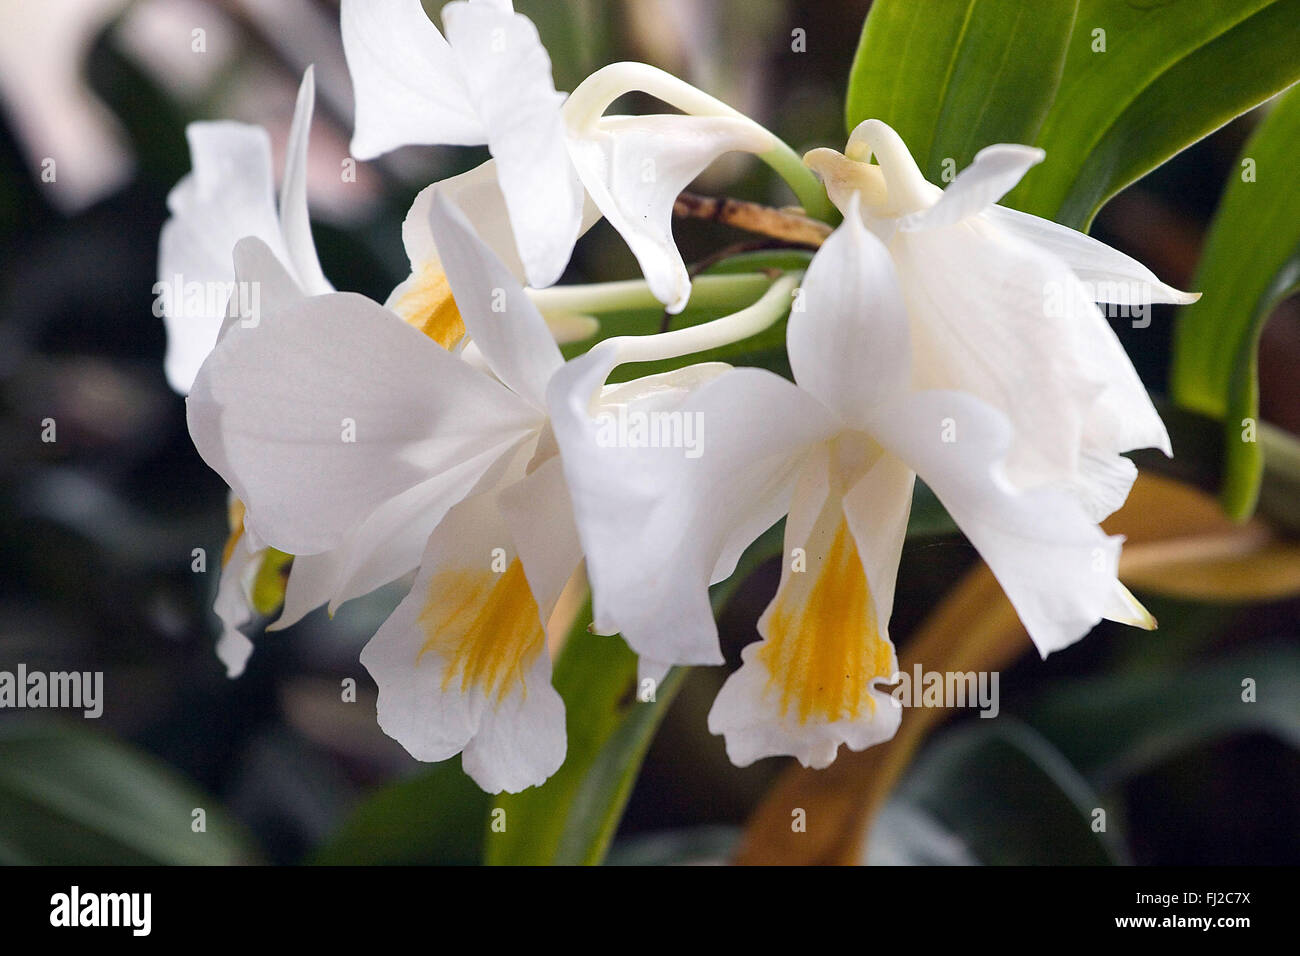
top-left (418, 556), bottom-right (547, 703)
top-left (390, 263), bottom-right (468, 350)
top-left (759, 510), bottom-right (895, 725)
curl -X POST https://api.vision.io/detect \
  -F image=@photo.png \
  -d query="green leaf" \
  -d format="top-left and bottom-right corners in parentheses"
top-left (1009, 0), bottom-right (1300, 228)
top-left (1025, 644), bottom-right (1300, 791)
top-left (845, 0), bottom-right (1080, 183)
top-left (1170, 85), bottom-right (1300, 518)
top-left (312, 757), bottom-right (489, 865)
top-left (845, 0), bottom-right (1300, 230)
top-left (483, 604), bottom-right (686, 865)
top-left (485, 525), bottom-right (785, 865)
top-left (888, 718), bottom-right (1129, 864)
top-left (0, 721), bottom-right (256, 865)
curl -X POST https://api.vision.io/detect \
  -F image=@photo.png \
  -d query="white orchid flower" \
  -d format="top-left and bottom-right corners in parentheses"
top-left (805, 119), bottom-right (1198, 522)
top-left (158, 67), bottom-right (334, 676)
top-left (549, 198), bottom-right (1150, 769)
top-left (188, 186), bottom-right (724, 790)
top-left (157, 62), bottom-right (577, 674)
top-left (158, 67), bottom-right (331, 396)
top-left (341, 0), bottom-right (790, 309)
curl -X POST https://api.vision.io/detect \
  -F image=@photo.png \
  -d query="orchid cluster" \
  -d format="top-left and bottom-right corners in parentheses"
top-left (161, 0), bottom-right (1195, 793)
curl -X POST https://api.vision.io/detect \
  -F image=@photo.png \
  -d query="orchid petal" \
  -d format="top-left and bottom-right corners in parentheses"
top-left (984, 205), bottom-right (1200, 305)
top-left (359, 487), bottom-right (565, 793)
top-left (429, 189), bottom-right (563, 409)
top-left (277, 66), bottom-right (332, 297)
top-left (340, 0), bottom-right (483, 159)
top-left (442, 0), bottom-right (583, 287)
top-left (787, 194), bottom-right (910, 426)
top-left (187, 291), bottom-right (541, 555)
top-left (901, 143), bottom-right (1044, 231)
top-left (158, 121), bottom-right (284, 393)
top-left (568, 114), bottom-right (772, 312)
top-left (872, 390), bottom-right (1126, 657)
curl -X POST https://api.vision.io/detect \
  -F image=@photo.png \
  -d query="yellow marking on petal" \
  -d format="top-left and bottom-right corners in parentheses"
top-left (250, 548), bottom-right (292, 616)
top-left (221, 499), bottom-right (246, 569)
top-left (759, 516), bottom-right (894, 724)
top-left (417, 558), bottom-right (545, 703)
top-left (393, 263), bottom-right (465, 349)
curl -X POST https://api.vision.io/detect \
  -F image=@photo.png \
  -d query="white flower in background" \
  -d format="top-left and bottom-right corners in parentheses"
top-left (805, 119), bottom-right (1198, 522)
top-left (550, 199), bottom-right (1151, 769)
top-left (158, 66), bottom-right (332, 395)
top-left (158, 67), bottom-right (333, 676)
top-left (0, 0), bottom-right (134, 212)
top-left (341, 0), bottom-right (775, 309)
top-left (188, 189), bottom-right (712, 790)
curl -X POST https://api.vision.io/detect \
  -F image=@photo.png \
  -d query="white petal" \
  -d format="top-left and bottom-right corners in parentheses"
top-left (841, 450), bottom-right (916, 634)
top-left (871, 390), bottom-right (1125, 657)
top-left (900, 143), bottom-right (1044, 231)
top-left (269, 550), bottom-right (341, 632)
top-left (213, 535), bottom-right (259, 678)
top-left (358, 487), bottom-right (565, 792)
top-left (708, 449), bottom-right (908, 768)
top-left (568, 114), bottom-right (772, 312)
top-left (442, 0), bottom-right (583, 287)
top-left (325, 441), bottom-right (532, 615)
top-left (340, 0), bottom-right (483, 159)
top-left (268, 439), bottom-right (530, 630)
top-left (217, 236), bottom-right (305, 341)
top-left (428, 189), bottom-right (563, 409)
top-left (396, 161), bottom-right (527, 284)
top-left (498, 456), bottom-right (583, 617)
top-left (460, 645), bottom-right (566, 793)
top-left (1064, 449), bottom-right (1138, 523)
top-left (787, 194), bottom-right (910, 426)
top-left (983, 205), bottom-right (1200, 305)
top-left (187, 291), bottom-right (541, 555)
top-left (158, 121), bottom-right (285, 393)
top-left (890, 222), bottom-right (1100, 488)
top-left (547, 345), bottom-right (835, 667)
top-left (1064, 268), bottom-right (1173, 461)
top-left (277, 67), bottom-right (332, 297)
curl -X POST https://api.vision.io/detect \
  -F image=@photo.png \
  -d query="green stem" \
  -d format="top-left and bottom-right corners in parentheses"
top-left (526, 272), bottom-right (773, 316)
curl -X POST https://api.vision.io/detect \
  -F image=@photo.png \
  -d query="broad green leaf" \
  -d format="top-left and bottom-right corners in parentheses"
top-left (845, 0), bottom-right (1079, 183)
top-left (1025, 645), bottom-right (1300, 790)
top-left (0, 721), bottom-right (256, 865)
top-left (888, 718), bottom-right (1129, 864)
top-left (845, 0), bottom-right (1300, 230)
top-left (483, 603), bottom-right (686, 865)
top-left (312, 757), bottom-right (489, 865)
top-left (1009, 0), bottom-right (1300, 228)
top-left (1170, 85), bottom-right (1300, 518)
top-left (486, 525), bottom-right (785, 865)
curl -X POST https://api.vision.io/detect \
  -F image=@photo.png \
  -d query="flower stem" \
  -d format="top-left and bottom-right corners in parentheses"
top-left (527, 272), bottom-right (773, 316)
top-left (602, 273), bottom-right (801, 367)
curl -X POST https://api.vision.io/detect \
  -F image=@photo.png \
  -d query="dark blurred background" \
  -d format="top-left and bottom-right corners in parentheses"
top-left (0, 0), bottom-right (1296, 865)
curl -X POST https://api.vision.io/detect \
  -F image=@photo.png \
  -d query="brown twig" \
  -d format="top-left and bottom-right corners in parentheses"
top-left (673, 191), bottom-right (833, 247)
